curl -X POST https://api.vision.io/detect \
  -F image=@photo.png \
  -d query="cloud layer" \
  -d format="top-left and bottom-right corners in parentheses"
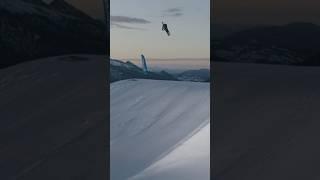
top-left (163, 8), bottom-right (183, 17)
top-left (111, 23), bottom-right (146, 30)
top-left (110, 15), bottom-right (150, 30)
top-left (111, 16), bottom-right (151, 24)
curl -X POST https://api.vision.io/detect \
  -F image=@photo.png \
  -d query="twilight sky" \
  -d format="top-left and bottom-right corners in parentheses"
top-left (214, 0), bottom-right (320, 25)
top-left (65, 0), bottom-right (320, 26)
top-left (110, 0), bottom-right (210, 59)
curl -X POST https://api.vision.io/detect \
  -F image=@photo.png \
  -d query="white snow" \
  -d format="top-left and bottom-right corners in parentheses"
top-left (129, 123), bottom-right (210, 180)
top-left (110, 79), bottom-right (210, 180)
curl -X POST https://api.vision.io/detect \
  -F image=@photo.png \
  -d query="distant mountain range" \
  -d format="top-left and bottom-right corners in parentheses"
top-left (213, 22), bottom-right (320, 65)
top-left (110, 59), bottom-right (177, 82)
top-left (176, 69), bottom-right (210, 82)
top-left (110, 59), bottom-right (211, 83)
top-left (0, 0), bottom-right (106, 69)
top-left (212, 23), bottom-right (257, 39)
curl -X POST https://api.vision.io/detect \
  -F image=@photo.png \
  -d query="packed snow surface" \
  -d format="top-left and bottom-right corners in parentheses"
top-left (129, 123), bottom-right (210, 180)
top-left (110, 79), bottom-right (210, 180)
top-left (0, 55), bottom-right (108, 180)
top-left (213, 62), bottom-right (320, 179)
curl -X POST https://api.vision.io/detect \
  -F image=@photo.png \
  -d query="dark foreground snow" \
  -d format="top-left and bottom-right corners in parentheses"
top-left (213, 62), bottom-right (320, 179)
top-left (0, 55), bottom-right (108, 180)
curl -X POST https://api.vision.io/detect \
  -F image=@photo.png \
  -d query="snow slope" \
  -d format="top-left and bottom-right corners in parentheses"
top-left (129, 123), bottom-right (210, 180)
top-left (213, 62), bottom-right (320, 179)
top-left (110, 79), bottom-right (210, 180)
top-left (0, 55), bottom-right (108, 180)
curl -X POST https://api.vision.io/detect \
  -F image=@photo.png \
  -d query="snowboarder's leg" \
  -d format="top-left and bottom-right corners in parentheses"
top-left (164, 29), bottom-right (170, 36)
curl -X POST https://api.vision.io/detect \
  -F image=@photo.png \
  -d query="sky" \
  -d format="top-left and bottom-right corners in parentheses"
top-left (214, 0), bottom-right (320, 26)
top-left (65, 0), bottom-right (320, 30)
top-left (110, 0), bottom-right (210, 60)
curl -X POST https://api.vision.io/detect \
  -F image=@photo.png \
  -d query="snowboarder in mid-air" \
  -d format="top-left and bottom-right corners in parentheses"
top-left (162, 21), bottom-right (170, 36)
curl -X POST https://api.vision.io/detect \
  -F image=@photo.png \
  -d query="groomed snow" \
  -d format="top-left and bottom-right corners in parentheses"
top-left (110, 79), bottom-right (210, 180)
top-left (129, 123), bottom-right (210, 180)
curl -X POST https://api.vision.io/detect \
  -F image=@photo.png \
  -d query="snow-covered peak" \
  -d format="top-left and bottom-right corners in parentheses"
top-left (110, 59), bottom-right (141, 70)
top-left (110, 59), bottom-right (123, 66)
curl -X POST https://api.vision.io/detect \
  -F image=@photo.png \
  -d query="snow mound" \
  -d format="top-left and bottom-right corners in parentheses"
top-left (111, 79), bottom-right (210, 180)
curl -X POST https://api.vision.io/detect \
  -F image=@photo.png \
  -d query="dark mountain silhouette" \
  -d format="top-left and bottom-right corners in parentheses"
top-left (223, 22), bottom-right (320, 51)
top-left (212, 23), bottom-right (257, 39)
top-left (110, 59), bottom-right (177, 82)
top-left (177, 69), bottom-right (210, 82)
top-left (0, 0), bottom-right (106, 69)
top-left (214, 22), bottom-right (320, 65)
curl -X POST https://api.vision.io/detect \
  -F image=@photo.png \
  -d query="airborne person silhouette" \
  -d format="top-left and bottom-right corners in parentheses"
top-left (162, 21), bottom-right (170, 36)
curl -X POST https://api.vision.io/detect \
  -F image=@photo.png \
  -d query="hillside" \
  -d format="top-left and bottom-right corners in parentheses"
top-left (0, 0), bottom-right (106, 68)
top-left (214, 22), bottom-right (320, 65)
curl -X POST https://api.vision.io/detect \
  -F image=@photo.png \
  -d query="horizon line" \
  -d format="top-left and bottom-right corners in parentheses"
top-left (110, 57), bottom-right (210, 61)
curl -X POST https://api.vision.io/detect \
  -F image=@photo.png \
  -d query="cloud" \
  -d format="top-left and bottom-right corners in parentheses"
top-left (163, 8), bottom-right (184, 17)
top-left (110, 15), bottom-right (150, 30)
top-left (111, 22), bottom-right (146, 31)
top-left (171, 12), bottom-right (183, 17)
top-left (165, 8), bottom-right (182, 13)
top-left (110, 16), bottom-right (151, 24)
